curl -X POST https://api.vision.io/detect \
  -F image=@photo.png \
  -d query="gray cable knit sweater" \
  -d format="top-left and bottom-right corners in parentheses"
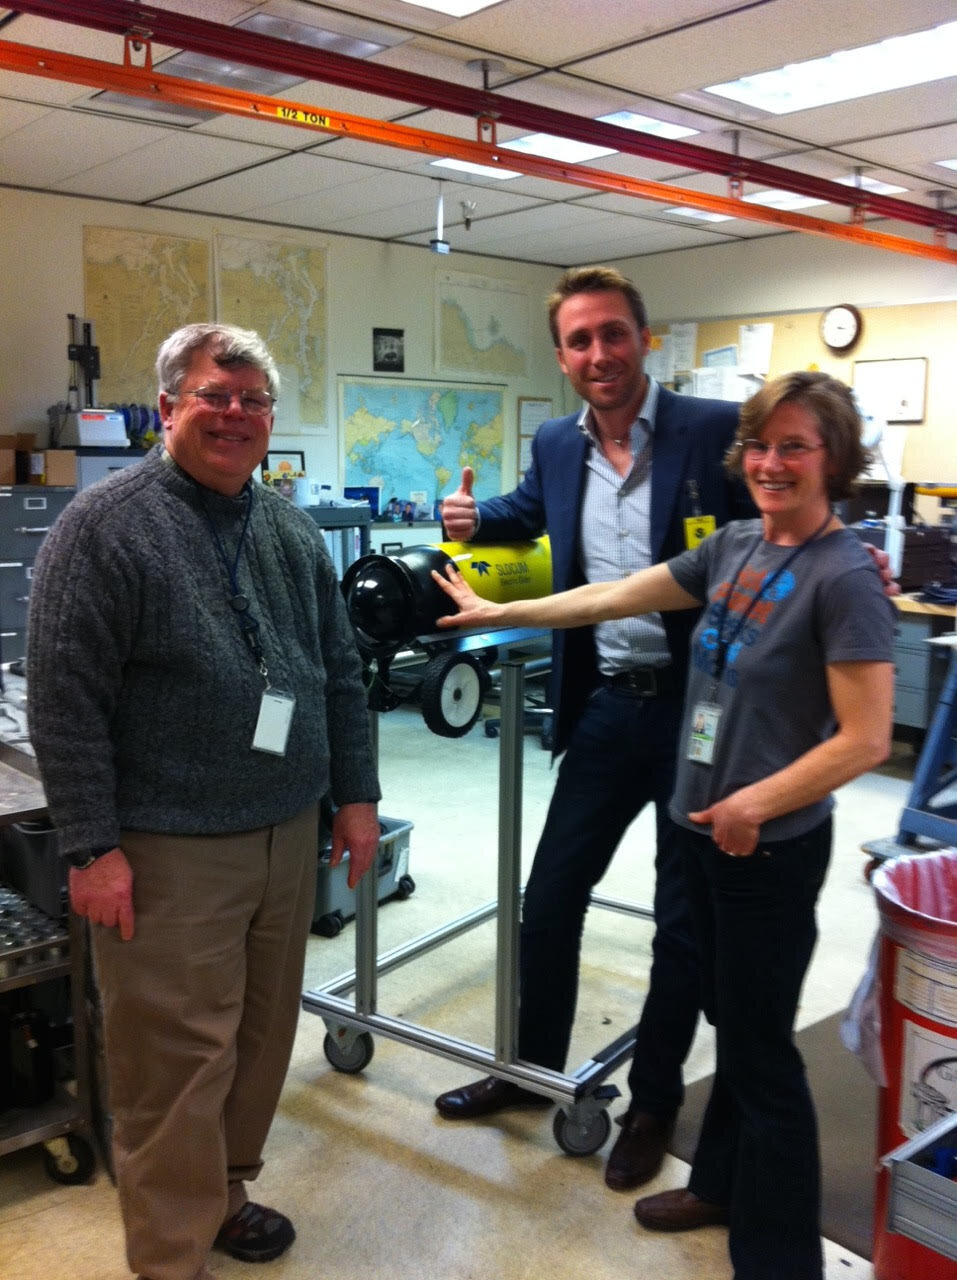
top-left (26, 446), bottom-right (380, 857)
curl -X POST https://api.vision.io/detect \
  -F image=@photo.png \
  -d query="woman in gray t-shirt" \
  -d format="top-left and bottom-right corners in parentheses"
top-left (433, 371), bottom-right (894, 1280)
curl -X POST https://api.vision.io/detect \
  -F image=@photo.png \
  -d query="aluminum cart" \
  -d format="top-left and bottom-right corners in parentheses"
top-left (302, 654), bottom-right (657, 1156)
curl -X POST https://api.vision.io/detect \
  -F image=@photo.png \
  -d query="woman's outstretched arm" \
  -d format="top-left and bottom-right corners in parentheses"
top-left (431, 559), bottom-right (702, 631)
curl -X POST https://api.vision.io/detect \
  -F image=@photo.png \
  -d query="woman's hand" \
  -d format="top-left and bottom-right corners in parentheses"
top-left (688, 791), bottom-right (761, 858)
top-left (431, 563), bottom-right (506, 629)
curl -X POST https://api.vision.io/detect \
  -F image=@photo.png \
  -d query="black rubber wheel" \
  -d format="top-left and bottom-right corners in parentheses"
top-left (323, 1030), bottom-right (375, 1074)
top-left (420, 652), bottom-right (488, 738)
top-left (311, 910), bottom-right (344, 938)
top-left (395, 873), bottom-right (416, 900)
top-left (552, 1105), bottom-right (612, 1157)
top-left (43, 1133), bottom-right (96, 1185)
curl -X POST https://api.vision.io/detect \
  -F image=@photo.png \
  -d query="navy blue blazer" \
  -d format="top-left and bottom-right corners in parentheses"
top-left (475, 387), bottom-right (754, 753)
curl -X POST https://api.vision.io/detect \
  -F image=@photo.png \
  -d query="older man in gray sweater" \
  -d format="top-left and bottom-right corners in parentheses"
top-left (27, 323), bottom-right (380, 1280)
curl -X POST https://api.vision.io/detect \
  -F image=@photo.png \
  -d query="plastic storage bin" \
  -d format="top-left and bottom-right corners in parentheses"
top-left (0, 820), bottom-right (65, 919)
top-left (312, 815), bottom-right (414, 938)
top-left (871, 849), bottom-right (957, 1279)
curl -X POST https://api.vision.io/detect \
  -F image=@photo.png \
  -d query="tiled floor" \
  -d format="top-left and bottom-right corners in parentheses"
top-left (0, 696), bottom-right (918, 1279)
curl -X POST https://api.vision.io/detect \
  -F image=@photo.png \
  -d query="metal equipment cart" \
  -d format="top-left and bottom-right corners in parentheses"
top-left (302, 655), bottom-right (657, 1156)
top-left (0, 746), bottom-right (97, 1183)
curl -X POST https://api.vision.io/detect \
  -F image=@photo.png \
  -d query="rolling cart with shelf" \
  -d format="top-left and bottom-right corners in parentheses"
top-left (0, 747), bottom-right (97, 1184)
top-left (302, 656), bottom-right (657, 1157)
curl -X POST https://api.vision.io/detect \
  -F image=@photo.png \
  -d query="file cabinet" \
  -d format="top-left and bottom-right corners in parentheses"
top-left (0, 487), bottom-right (74, 664)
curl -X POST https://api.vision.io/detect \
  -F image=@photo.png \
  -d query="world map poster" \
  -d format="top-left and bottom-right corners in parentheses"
top-left (340, 377), bottom-right (504, 510)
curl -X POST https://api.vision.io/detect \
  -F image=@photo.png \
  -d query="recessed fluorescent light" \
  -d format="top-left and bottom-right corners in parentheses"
top-left (599, 111), bottom-right (698, 140)
top-left (500, 133), bottom-right (616, 164)
top-left (398, 0), bottom-right (503, 15)
top-left (836, 175), bottom-right (908, 195)
top-left (705, 20), bottom-right (957, 114)
top-left (742, 188), bottom-right (828, 211)
top-left (936, 158), bottom-right (957, 171)
top-left (239, 13), bottom-right (392, 61)
top-left (430, 158), bottom-right (522, 180)
top-left (94, 11), bottom-right (395, 123)
top-left (665, 206), bottom-right (734, 222)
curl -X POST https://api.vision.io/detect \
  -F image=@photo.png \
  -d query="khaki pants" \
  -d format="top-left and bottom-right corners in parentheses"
top-left (92, 805), bottom-right (318, 1280)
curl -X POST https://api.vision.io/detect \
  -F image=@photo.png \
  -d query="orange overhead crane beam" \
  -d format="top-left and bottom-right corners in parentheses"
top-left (1, 36), bottom-right (955, 266)
top-left (12, 0), bottom-right (957, 238)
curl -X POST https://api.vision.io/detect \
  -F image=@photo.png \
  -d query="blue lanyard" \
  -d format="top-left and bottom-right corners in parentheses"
top-left (202, 483), bottom-right (266, 675)
top-left (711, 512), bottom-right (832, 687)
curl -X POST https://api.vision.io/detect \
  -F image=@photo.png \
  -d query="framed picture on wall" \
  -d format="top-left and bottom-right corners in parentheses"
top-left (373, 328), bottom-right (404, 372)
top-left (261, 450), bottom-right (305, 484)
top-left (852, 358), bottom-right (927, 424)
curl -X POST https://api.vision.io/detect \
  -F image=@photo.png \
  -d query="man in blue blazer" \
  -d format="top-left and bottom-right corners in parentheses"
top-left (435, 266), bottom-right (754, 1191)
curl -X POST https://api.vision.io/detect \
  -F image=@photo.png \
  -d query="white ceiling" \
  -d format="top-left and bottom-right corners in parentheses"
top-left (0, 0), bottom-right (954, 265)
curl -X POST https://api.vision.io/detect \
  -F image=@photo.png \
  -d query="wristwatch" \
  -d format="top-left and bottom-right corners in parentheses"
top-left (68, 844), bottom-right (116, 870)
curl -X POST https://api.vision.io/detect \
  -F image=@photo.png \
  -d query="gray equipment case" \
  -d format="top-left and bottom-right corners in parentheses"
top-left (312, 814), bottom-right (414, 938)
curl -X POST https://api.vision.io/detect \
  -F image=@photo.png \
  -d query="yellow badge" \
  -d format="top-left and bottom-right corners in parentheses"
top-left (684, 515), bottom-right (716, 549)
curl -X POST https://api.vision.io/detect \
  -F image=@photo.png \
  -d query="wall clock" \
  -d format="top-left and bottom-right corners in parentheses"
top-left (820, 304), bottom-right (863, 353)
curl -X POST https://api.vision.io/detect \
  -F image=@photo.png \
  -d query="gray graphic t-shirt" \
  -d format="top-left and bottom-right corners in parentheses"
top-left (667, 520), bottom-right (895, 841)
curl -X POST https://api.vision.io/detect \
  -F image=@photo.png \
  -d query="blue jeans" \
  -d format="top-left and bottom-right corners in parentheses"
top-left (683, 817), bottom-right (832, 1280)
top-left (517, 685), bottom-right (700, 1117)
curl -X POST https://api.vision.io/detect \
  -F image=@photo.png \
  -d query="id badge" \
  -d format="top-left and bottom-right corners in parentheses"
top-left (252, 689), bottom-right (296, 756)
top-left (684, 514), bottom-right (716, 549)
top-left (687, 701), bottom-right (721, 764)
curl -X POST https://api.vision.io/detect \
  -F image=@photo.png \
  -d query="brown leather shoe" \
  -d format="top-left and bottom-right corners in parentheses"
top-left (435, 1075), bottom-right (552, 1119)
top-left (633, 1187), bottom-right (729, 1232)
top-left (604, 1108), bottom-right (675, 1190)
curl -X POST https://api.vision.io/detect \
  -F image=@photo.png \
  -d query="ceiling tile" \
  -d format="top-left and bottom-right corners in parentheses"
top-left (0, 110), bottom-right (165, 185)
top-left (52, 132), bottom-right (278, 202)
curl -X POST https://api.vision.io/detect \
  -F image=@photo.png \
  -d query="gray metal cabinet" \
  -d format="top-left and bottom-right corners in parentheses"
top-left (892, 609), bottom-right (952, 730)
top-left (0, 487), bottom-right (74, 663)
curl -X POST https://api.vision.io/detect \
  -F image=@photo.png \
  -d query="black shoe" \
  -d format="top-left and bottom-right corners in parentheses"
top-left (214, 1201), bottom-right (296, 1262)
top-left (604, 1108), bottom-right (675, 1190)
top-left (435, 1075), bottom-right (552, 1119)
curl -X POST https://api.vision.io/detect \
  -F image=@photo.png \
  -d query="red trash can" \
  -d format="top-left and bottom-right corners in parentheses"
top-left (871, 849), bottom-right (957, 1280)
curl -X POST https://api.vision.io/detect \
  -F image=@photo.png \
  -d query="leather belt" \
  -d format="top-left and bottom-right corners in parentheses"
top-left (601, 665), bottom-right (678, 697)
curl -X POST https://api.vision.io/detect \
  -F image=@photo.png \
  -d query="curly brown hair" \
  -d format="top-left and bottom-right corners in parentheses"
top-left (725, 371), bottom-right (870, 500)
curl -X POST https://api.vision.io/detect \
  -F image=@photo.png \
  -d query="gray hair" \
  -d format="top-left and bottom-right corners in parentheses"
top-left (155, 323), bottom-right (280, 400)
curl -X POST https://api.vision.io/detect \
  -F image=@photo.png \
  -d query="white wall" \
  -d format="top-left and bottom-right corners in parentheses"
top-left (615, 222), bottom-right (957, 323)
top-left (3, 187), bottom-right (955, 491)
top-left (0, 188), bottom-right (567, 491)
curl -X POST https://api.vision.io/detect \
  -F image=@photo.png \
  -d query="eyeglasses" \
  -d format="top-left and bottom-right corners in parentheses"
top-left (179, 386), bottom-right (276, 416)
top-left (741, 439), bottom-right (825, 461)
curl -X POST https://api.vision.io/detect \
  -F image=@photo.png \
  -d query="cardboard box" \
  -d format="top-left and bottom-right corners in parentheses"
top-left (28, 449), bottom-right (77, 487)
top-left (43, 449), bottom-right (76, 488)
top-left (0, 448), bottom-right (14, 486)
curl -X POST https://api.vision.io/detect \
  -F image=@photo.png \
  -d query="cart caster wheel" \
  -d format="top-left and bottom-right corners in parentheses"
top-left (552, 1105), bottom-right (611, 1157)
top-left (42, 1134), bottom-right (96, 1185)
top-left (323, 1031), bottom-right (375, 1074)
top-left (395, 874), bottom-right (416, 900)
top-left (484, 721), bottom-right (499, 738)
top-left (311, 910), bottom-right (345, 938)
top-left (420, 652), bottom-right (489, 738)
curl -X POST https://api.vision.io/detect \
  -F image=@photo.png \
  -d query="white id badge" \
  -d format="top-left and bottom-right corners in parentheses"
top-left (687, 702), bottom-right (722, 764)
top-left (252, 689), bottom-right (296, 756)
